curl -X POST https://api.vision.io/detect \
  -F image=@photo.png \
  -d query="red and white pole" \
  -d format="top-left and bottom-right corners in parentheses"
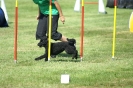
top-left (14, 0), bottom-right (18, 63)
top-left (80, 0), bottom-right (84, 61)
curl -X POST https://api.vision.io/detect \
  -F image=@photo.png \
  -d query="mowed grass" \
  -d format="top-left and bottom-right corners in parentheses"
top-left (0, 0), bottom-right (133, 88)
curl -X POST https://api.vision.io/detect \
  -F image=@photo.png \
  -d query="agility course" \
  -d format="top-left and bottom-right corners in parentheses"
top-left (0, 0), bottom-right (133, 87)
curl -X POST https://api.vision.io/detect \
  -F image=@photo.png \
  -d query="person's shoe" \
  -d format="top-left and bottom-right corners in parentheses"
top-left (37, 42), bottom-right (43, 47)
top-left (37, 40), bottom-right (47, 47)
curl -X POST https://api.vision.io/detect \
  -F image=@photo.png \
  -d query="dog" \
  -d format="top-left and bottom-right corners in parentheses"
top-left (35, 39), bottom-right (78, 61)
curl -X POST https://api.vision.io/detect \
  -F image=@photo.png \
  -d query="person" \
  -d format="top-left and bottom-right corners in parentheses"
top-left (33, 0), bottom-right (68, 46)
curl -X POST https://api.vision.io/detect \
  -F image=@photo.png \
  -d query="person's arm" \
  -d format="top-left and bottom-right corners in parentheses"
top-left (36, 6), bottom-right (41, 20)
top-left (54, 1), bottom-right (65, 24)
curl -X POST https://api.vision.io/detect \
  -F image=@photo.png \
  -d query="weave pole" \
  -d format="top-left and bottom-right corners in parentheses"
top-left (14, 0), bottom-right (18, 63)
top-left (80, 0), bottom-right (84, 61)
top-left (48, 0), bottom-right (52, 61)
top-left (129, 12), bottom-right (133, 32)
top-left (112, 0), bottom-right (117, 59)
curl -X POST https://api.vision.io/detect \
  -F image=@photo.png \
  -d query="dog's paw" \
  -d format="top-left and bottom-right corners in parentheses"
top-left (45, 58), bottom-right (48, 62)
top-left (51, 55), bottom-right (56, 58)
top-left (37, 40), bottom-right (47, 47)
top-left (37, 42), bottom-right (43, 47)
top-left (72, 56), bottom-right (77, 59)
top-left (72, 53), bottom-right (78, 60)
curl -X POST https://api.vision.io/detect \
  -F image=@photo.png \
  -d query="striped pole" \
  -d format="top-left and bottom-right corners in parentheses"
top-left (48, 0), bottom-right (52, 61)
top-left (14, 0), bottom-right (18, 63)
top-left (112, 0), bottom-right (117, 59)
top-left (80, 0), bottom-right (84, 61)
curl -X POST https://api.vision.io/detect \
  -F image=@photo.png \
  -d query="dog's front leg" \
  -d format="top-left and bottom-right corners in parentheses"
top-left (44, 47), bottom-right (49, 61)
top-left (35, 54), bottom-right (45, 61)
top-left (44, 53), bottom-right (48, 61)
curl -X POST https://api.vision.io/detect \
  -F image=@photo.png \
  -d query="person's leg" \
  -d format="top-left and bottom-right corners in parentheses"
top-left (36, 14), bottom-right (48, 46)
top-left (36, 14), bottom-right (48, 41)
top-left (51, 15), bottom-right (68, 42)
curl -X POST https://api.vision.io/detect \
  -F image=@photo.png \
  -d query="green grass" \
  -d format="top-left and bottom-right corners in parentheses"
top-left (0, 0), bottom-right (133, 88)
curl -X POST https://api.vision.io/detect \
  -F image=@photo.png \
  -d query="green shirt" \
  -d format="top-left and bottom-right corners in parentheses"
top-left (33, 0), bottom-right (59, 15)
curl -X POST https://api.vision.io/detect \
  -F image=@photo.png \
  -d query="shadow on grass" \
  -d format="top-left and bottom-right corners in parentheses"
top-left (18, 53), bottom-right (81, 65)
top-left (51, 53), bottom-right (81, 62)
top-left (52, 59), bottom-right (81, 63)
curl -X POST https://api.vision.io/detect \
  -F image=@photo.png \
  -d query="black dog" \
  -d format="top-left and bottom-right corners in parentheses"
top-left (35, 39), bottom-right (78, 61)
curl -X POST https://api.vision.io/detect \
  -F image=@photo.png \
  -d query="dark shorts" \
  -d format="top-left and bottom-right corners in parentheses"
top-left (36, 13), bottom-right (62, 41)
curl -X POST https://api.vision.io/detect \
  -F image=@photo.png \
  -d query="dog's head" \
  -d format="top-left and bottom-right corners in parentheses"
top-left (67, 38), bottom-right (76, 46)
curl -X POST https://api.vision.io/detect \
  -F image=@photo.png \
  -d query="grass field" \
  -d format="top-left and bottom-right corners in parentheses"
top-left (0, 0), bottom-right (133, 88)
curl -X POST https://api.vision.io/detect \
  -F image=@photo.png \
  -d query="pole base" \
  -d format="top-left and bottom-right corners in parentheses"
top-left (112, 56), bottom-right (115, 60)
top-left (14, 60), bottom-right (17, 63)
top-left (80, 57), bottom-right (83, 62)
